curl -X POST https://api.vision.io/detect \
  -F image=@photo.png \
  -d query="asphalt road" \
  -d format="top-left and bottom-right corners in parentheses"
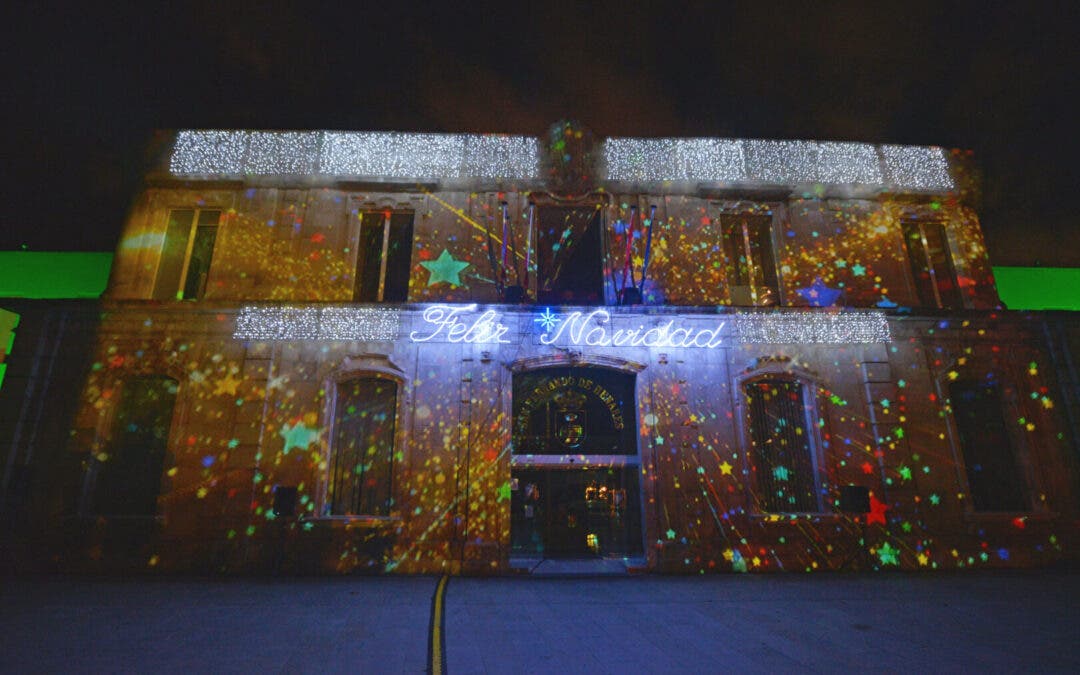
top-left (2, 571), bottom-right (1078, 673)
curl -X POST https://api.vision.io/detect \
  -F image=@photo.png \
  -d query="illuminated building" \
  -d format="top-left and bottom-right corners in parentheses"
top-left (3, 123), bottom-right (1078, 574)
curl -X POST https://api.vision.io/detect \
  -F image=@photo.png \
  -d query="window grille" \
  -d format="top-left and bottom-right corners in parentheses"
top-left (745, 378), bottom-right (819, 512)
top-left (328, 377), bottom-right (398, 516)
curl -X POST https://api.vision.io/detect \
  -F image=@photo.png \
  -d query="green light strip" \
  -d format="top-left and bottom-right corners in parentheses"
top-left (0, 252), bottom-right (112, 299)
top-left (994, 267), bottom-right (1080, 311)
top-left (0, 308), bottom-right (18, 392)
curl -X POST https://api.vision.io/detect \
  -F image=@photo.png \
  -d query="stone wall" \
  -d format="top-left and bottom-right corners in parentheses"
top-left (106, 186), bottom-right (1001, 311)
top-left (35, 302), bottom-right (1078, 574)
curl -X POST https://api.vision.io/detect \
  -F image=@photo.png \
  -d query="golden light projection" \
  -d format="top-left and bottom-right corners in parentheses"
top-left (48, 128), bottom-right (1076, 577)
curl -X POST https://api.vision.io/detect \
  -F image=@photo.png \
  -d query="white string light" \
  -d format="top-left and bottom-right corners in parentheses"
top-left (735, 311), bottom-right (891, 344)
top-left (234, 306), bottom-right (400, 341)
top-left (171, 131), bottom-right (248, 175)
top-left (817, 142), bottom-right (882, 184)
top-left (233, 305), bottom-right (889, 345)
top-left (466, 134), bottom-right (542, 179)
top-left (320, 132), bottom-right (466, 178)
top-left (245, 132), bottom-right (319, 175)
top-left (169, 131), bottom-right (541, 179)
top-left (745, 140), bottom-right (820, 183)
top-left (881, 145), bottom-right (954, 190)
top-left (602, 137), bottom-right (746, 182)
top-left (603, 137), bottom-right (951, 190)
top-left (170, 130), bottom-right (953, 192)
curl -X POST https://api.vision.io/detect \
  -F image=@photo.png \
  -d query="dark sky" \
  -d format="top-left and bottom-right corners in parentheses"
top-left (6, 1), bottom-right (1078, 266)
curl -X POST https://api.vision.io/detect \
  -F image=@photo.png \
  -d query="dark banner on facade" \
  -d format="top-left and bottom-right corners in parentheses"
top-left (512, 366), bottom-right (637, 455)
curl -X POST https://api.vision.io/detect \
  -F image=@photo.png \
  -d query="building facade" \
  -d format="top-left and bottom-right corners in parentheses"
top-left (10, 124), bottom-right (1080, 574)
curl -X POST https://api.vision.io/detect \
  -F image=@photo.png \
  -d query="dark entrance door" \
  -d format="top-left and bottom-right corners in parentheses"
top-left (510, 366), bottom-right (643, 559)
top-left (511, 467), bottom-right (642, 558)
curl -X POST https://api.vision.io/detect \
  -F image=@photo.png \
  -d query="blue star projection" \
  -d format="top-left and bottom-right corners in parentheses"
top-left (796, 277), bottom-right (843, 307)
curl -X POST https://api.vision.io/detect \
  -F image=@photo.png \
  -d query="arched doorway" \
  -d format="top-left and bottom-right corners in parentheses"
top-left (510, 366), bottom-right (643, 560)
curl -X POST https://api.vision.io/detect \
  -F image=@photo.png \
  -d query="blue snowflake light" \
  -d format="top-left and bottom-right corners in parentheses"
top-left (534, 308), bottom-right (561, 332)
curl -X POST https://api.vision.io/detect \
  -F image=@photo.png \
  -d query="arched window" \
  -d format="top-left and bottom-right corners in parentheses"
top-left (328, 376), bottom-right (399, 516)
top-left (743, 377), bottom-right (821, 513)
top-left (92, 375), bottom-right (178, 516)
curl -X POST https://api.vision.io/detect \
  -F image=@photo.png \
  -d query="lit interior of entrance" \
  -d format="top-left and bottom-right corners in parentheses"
top-left (511, 467), bottom-right (642, 558)
top-left (510, 366), bottom-right (643, 559)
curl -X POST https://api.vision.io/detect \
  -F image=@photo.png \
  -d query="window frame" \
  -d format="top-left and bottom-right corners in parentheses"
top-left (716, 206), bottom-right (784, 307)
top-left (154, 207), bottom-right (222, 301)
top-left (319, 356), bottom-right (407, 520)
top-left (734, 364), bottom-right (828, 515)
top-left (902, 218), bottom-right (963, 309)
top-left (532, 200), bottom-right (606, 306)
top-left (353, 210), bottom-right (414, 303)
top-left (940, 370), bottom-right (1037, 514)
top-left (82, 373), bottom-right (181, 519)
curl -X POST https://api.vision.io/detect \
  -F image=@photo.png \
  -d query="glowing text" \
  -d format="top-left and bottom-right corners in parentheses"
top-left (539, 309), bottom-right (726, 349)
top-left (409, 304), bottom-right (511, 344)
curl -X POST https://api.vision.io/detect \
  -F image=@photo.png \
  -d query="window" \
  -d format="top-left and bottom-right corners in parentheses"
top-left (328, 377), bottom-right (398, 516)
top-left (744, 378), bottom-right (819, 512)
top-left (92, 376), bottom-right (177, 516)
top-left (721, 214), bottom-right (779, 306)
top-left (949, 381), bottom-right (1027, 512)
top-left (903, 220), bottom-right (962, 308)
top-left (153, 208), bottom-right (220, 300)
top-left (354, 211), bottom-right (414, 302)
top-left (535, 205), bottom-right (604, 305)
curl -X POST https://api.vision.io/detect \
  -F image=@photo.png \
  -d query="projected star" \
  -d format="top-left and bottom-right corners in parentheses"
top-left (795, 277), bottom-right (842, 307)
top-left (213, 373), bottom-right (241, 397)
top-left (279, 421), bottom-right (320, 454)
top-left (496, 481), bottom-right (512, 502)
top-left (877, 542), bottom-right (899, 566)
top-left (867, 494), bottom-right (890, 525)
top-left (420, 249), bottom-right (470, 287)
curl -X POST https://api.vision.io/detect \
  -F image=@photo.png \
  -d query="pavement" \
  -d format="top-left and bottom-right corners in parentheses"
top-left (2, 570), bottom-right (1079, 673)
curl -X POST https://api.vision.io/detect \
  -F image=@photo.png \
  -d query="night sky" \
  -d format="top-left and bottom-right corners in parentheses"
top-left (6, 1), bottom-right (1078, 266)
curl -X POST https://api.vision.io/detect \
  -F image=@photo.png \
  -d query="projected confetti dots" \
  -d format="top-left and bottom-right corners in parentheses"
top-left (47, 125), bottom-right (1076, 577)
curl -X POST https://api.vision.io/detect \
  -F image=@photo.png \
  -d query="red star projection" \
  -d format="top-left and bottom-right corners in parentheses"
top-left (867, 494), bottom-right (890, 525)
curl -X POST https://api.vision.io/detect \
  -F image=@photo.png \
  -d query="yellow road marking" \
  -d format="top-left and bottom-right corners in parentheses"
top-left (429, 574), bottom-right (449, 675)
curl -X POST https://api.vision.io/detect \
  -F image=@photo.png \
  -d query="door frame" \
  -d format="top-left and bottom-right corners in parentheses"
top-left (507, 356), bottom-right (647, 560)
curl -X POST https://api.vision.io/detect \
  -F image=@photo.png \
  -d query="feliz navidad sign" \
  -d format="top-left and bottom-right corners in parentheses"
top-left (234, 304), bottom-right (891, 345)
